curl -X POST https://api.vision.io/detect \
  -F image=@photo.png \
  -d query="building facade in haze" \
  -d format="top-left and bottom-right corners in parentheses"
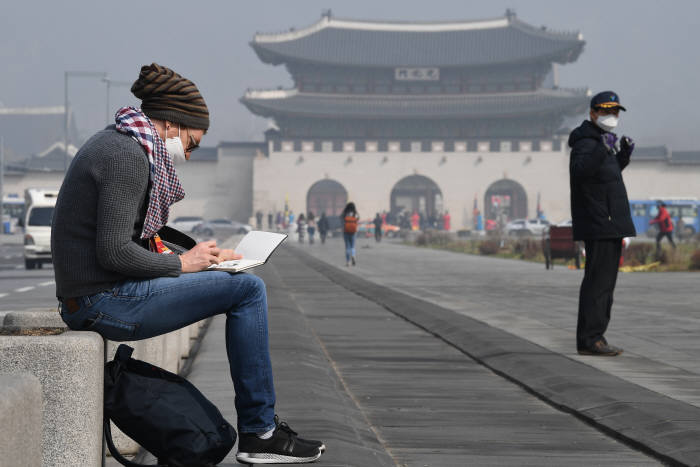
top-left (242, 11), bottom-right (595, 228)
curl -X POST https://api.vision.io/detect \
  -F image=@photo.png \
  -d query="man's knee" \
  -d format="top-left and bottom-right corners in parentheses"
top-left (242, 273), bottom-right (267, 298)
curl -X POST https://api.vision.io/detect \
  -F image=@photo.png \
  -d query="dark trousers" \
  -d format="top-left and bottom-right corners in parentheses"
top-left (577, 238), bottom-right (622, 349)
top-left (656, 231), bottom-right (675, 252)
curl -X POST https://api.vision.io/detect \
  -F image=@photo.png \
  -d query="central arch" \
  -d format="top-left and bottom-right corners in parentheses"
top-left (484, 178), bottom-right (528, 221)
top-left (306, 179), bottom-right (348, 216)
top-left (390, 175), bottom-right (443, 219)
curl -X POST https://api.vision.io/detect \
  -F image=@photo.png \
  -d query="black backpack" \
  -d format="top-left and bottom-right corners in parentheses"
top-left (104, 344), bottom-right (236, 466)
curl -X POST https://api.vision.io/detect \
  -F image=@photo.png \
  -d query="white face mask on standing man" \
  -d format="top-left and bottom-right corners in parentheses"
top-left (595, 114), bottom-right (619, 132)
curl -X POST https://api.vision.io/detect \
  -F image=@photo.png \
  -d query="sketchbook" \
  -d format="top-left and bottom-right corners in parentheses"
top-left (207, 231), bottom-right (287, 273)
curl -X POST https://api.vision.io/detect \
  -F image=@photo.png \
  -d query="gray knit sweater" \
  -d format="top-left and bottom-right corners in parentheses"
top-left (52, 126), bottom-right (181, 298)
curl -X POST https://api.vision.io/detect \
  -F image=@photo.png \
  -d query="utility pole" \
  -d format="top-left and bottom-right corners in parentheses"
top-left (0, 136), bottom-right (4, 236)
top-left (64, 71), bottom-right (107, 172)
top-left (102, 78), bottom-right (132, 126)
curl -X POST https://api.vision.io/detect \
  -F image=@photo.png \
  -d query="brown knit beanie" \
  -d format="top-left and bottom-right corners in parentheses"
top-left (131, 63), bottom-right (209, 130)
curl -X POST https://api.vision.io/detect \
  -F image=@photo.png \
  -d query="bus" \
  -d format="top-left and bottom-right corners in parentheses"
top-left (2, 194), bottom-right (25, 234)
top-left (630, 198), bottom-right (699, 238)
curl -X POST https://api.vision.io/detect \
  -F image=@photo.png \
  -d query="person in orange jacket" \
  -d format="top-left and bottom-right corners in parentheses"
top-left (650, 202), bottom-right (676, 254)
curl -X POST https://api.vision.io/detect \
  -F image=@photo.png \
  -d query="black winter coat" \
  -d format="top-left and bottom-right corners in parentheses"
top-left (568, 120), bottom-right (636, 240)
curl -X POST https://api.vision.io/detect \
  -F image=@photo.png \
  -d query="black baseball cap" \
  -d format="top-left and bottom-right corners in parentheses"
top-left (590, 91), bottom-right (626, 111)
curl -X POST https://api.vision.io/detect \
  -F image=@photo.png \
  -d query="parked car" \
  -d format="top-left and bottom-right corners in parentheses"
top-left (23, 188), bottom-right (58, 269)
top-left (192, 219), bottom-right (252, 237)
top-left (506, 218), bottom-right (550, 236)
top-left (168, 216), bottom-right (204, 232)
top-left (357, 220), bottom-right (400, 238)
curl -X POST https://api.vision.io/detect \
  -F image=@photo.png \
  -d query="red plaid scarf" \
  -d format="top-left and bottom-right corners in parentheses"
top-left (114, 106), bottom-right (185, 240)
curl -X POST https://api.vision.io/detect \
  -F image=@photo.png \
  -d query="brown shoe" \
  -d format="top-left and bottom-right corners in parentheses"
top-left (577, 340), bottom-right (623, 356)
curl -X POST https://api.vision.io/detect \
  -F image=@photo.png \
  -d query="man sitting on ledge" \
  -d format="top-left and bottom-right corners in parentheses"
top-left (51, 63), bottom-right (325, 464)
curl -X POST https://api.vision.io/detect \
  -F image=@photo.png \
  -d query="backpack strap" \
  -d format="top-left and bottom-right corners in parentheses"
top-left (115, 344), bottom-right (134, 363)
top-left (104, 417), bottom-right (160, 466)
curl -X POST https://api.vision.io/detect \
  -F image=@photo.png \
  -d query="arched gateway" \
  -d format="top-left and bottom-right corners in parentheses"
top-left (484, 179), bottom-right (528, 221)
top-left (306, 179), bottom-right (348, 216)
top-left (390, 175), bottom-right (443, 219)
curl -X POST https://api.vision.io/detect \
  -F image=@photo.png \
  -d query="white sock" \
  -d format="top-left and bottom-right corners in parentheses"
top-left (257, 427), bottom-right (275, 439)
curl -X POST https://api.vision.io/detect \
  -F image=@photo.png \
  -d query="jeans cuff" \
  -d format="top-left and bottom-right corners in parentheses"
top-left (239, 422), bottom-right (276, 435)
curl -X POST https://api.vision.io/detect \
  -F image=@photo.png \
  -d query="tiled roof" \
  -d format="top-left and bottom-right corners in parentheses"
top-left (0, 107), bottom-right (78, 162)
top-left (633, 146), bottom-right (669, 161)
top-left (251, 15), bottom-right (584, 68)
top-left (670, 151), bottom-right (700, 164)
top-left (241, 88), bottom-right (589, 119)
top-left (188, 146), bottom-right (218, 162)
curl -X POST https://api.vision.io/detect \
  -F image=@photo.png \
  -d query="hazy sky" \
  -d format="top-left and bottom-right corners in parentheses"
top-left (2, 0), bottom-right (699, 149)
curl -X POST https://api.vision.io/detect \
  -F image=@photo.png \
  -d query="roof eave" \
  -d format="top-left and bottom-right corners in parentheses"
top-left (250, 41), bottom-right (586, 69)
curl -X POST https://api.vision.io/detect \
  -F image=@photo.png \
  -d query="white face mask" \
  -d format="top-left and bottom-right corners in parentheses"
top-left (165, 126), bottom-right (187, 165)
top-left (595, 114), bottom-right (619, 132)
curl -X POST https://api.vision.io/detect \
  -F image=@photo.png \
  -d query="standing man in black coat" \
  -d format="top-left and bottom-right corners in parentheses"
top-left (569, 91), bottom-right (636, 356)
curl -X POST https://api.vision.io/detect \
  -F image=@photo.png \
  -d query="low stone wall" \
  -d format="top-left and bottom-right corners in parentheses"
top-left (0, 311), bottom-right (208, 462)
top-left (0, 330), bottom-right (104, 466)
top-left (0, 372), bottom-right (43, 467)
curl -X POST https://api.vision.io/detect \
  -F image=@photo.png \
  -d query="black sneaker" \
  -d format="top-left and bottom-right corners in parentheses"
top-left (577, 340), bottom-right (623, 356)
top-left (236, 416), bottom-right (325, 464)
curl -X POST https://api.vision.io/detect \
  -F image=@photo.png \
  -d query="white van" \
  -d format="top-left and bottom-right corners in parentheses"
top-left (22, 188), bottom-right (58, 269)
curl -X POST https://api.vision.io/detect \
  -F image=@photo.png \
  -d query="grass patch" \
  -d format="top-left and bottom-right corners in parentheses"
top-left (409, 231), bottom-right (700, 272)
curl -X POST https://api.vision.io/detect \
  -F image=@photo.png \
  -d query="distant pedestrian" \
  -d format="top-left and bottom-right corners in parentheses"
top-left (342, 202), bottom-right (359, 266)
top-left (275, 211), bottom-right (283, 231)
top-left (267, 212), bottom-right (273, 230)
top-left (373, 213), bottom-right (383, 242)
top-left (411, 210), bottom-right (419, 231)
top-left (650, 202), bottom-right (675, 254)
top-left (307, 212), bottom-right (316, 245)
top-left (297, 213), bottom-right (306, 244)
top-left (569, 90), bottom-right (635, 357)
top-left (318, 213), bottom-right (329, 244)
top-left (443, 210), bottom-right (451, 231)
top-left (255, 210), bottom-right (263, 230)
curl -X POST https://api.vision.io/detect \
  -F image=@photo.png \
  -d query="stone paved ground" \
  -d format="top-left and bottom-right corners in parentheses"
top-left (299, 236), bottom-right (700, 410)
top-left (170, 245), bottom-right (658, 466)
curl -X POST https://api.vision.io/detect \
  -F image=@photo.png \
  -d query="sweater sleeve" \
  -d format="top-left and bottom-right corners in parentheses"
top-left (570, 138), bottom-right (604, 178)
top-left (94, 150), bottom-right (182, 277)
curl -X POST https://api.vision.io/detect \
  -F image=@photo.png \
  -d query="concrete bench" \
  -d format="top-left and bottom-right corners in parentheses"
top-left (0, 311), bottom-right (205, 463)
top-left (0, 372), bottom-right (43, 467)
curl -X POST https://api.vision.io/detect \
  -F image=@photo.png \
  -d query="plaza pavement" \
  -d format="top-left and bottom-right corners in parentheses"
top-left (129, 237), bottom-right (689, 466)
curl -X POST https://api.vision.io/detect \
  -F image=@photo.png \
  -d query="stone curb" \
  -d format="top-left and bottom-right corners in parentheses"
top-left (0, 372), bottom-right (42, 466)
top-left (1, 310), bottom-right (203, 459)
top-left (0, 331), bottom-right (104, 466)
top-left (288, 245), bottom-right (700, 467)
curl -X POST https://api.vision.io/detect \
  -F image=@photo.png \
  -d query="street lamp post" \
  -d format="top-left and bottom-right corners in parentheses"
top-left (0, 136), bottom-right (4, 236)
top-left (64, 71), bottom-right (107, 172)
top-left (102, 78), bottom-right (132, 126)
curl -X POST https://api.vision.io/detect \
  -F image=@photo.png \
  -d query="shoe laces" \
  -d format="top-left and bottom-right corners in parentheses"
top-left (274, 415), bottom-right (297, 437)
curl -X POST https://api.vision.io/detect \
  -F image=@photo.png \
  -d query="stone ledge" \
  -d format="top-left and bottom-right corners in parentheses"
top-left (0, 372), bottom-right (42, 467)
top-left (0, 331), bottom-right (104, 466)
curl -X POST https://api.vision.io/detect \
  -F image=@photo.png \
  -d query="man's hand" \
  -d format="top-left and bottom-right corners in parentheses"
top-left (179, 240), bottom-right (221, 273)
top-left (217, 249), bottom-right (243, 262)
top-left (621, 136), bottom-right (635, 154)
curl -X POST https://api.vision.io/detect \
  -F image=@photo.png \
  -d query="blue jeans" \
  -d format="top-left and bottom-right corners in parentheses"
top-left (343, 232), bottom-right (356, 262)
top-left (59, 271), bottom-right (276, 434)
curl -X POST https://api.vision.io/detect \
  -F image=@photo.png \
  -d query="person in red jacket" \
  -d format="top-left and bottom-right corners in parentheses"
top-left (443, 211), bottom-right (451, 231)
top-left (650, 202), bottom-right (676, 254)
